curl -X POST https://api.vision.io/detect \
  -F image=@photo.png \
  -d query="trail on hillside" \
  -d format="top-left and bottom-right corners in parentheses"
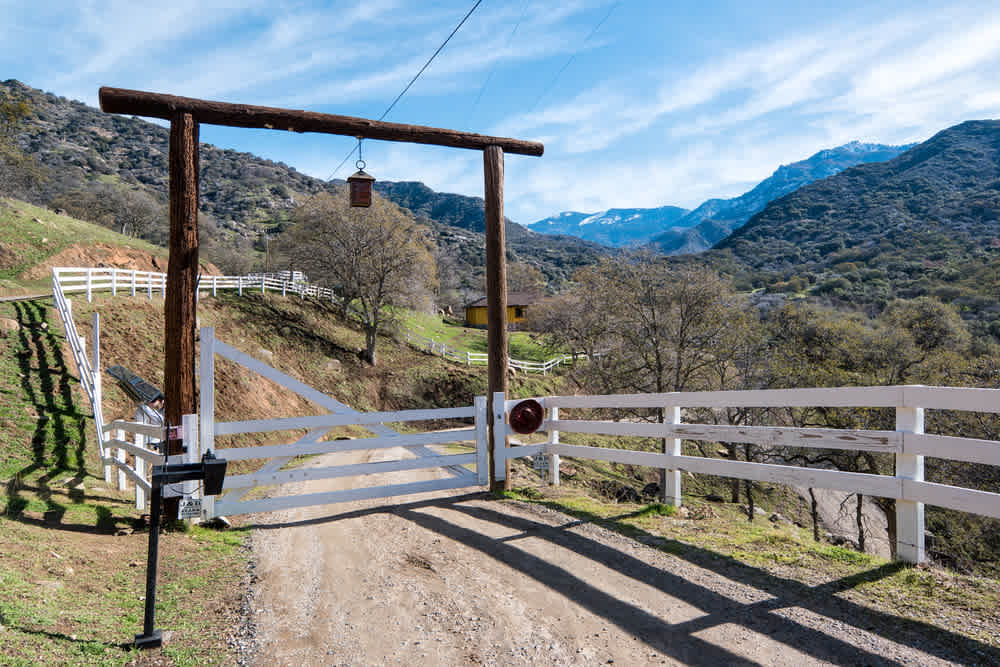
top-left (242, 449), bottom-right (993, 666)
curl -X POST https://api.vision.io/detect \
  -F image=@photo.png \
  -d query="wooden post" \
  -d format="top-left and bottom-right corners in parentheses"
top-left (661, 406), bottom-right (682, 506)
top-left (484, 145), bottom-right (509, 492)
top-left (164, 112), bottom-right (200, 453)
top-left (548, 406), bottom-right (560, 486)
top-left (896, 406), bottom-right (926, 563)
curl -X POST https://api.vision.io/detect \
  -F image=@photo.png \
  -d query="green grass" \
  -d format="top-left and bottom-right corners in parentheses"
top-left (396, 308), bottom-right (558, 362)
top-left (0, 198), bottom-right (165, 291)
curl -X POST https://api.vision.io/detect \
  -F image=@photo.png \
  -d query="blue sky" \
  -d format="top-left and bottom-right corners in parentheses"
top-left (5, 1), bottom-right (1000, 223)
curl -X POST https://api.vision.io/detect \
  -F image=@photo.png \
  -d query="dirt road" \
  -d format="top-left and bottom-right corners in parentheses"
top-left (241, 447), bottom-right (994, 666)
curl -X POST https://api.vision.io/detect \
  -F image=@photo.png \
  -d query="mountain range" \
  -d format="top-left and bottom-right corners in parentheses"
top-left (528, 142), bottom-right (914, 251)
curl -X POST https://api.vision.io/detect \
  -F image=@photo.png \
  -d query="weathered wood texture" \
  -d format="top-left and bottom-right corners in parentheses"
top-left (99, 87), bottom-right (544, 156)
top-left (484, 145), bottom-right (510, 491)
top-left (164, 113), bottom-right (200, 449)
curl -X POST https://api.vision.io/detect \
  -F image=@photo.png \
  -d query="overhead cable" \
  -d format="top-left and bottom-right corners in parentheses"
top-left (327, 0), bottom-right (485, 181)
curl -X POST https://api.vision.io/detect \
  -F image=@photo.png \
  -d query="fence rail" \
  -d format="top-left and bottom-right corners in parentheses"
top-left (492, 386), bottom-right (1000, 564)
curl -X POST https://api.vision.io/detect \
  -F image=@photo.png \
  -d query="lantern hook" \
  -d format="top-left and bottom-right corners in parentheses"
top-left (356, 137), bottom-right (366, 171)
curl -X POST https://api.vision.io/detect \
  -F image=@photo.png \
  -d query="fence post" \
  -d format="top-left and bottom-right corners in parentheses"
top-left (147, 272), bottom-right (152, 299)
top-left (492, 392), bottom-right (507, 483)
top-left (199, 327), bottom-right (216, 520)
top-left (548, 406), bottom-right (560, 485)
top-left (662, 406), bottom-right (682, 506)
top-left (895, 405), bottom-right (926, 563)
top-left (85, 268), bottom-right (92, 302)
top-left (182, 413), bottom-right (200, 518)
top-left (115, 428), bottom-right (127, 491)
top-left (475, 396), bottom-right (489, 485)
top-left (131, 270), bottom-right (137, 296)
top-left (111, 268), bottom-right (117, 296)
top-left (261, 277), bottom-right (266, 294)
top-left (238, 276), bottom-right (243, 296)
top-left (282, 281), bottom-right (287, 297)
top-left (161, 274), bottom-right (166, 299)
top-left (212, 275), bottom-right (217, 297)
top-left (135, 431), bottom-right (147, 511)
top-left (92, 311), bottom-right (102, 428)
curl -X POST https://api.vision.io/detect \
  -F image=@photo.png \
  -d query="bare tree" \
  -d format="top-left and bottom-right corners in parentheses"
top-left (283, 189), bottom-right (436, 365)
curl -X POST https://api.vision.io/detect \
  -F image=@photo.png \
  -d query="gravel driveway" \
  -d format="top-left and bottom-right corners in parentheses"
top-left (239, 447), bottom-right (997, 666)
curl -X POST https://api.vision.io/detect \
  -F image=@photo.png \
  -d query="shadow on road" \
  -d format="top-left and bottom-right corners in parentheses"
top-left (249, 492), bottom-right (998, 666)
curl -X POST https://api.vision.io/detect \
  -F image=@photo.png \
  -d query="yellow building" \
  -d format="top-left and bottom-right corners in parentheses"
top-left (464, 292), bottom-right (538, 328)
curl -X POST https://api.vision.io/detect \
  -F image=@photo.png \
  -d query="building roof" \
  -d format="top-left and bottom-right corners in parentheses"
top-left (465, 292), bottom-right (540, 308)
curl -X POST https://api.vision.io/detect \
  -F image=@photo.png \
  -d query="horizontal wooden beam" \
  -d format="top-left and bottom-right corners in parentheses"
top-left (99, 87), bottom-right (544, 156)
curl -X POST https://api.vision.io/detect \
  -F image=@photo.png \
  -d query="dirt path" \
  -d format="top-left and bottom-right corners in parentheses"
top-left (243, 449), bottom-right (995, 666)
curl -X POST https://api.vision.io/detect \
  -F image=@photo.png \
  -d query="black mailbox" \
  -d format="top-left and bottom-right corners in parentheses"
top-left (201, 451), bottom-right (227, 496)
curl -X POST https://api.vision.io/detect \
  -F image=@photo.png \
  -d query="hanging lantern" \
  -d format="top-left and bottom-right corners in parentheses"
top-left (347, 138), bottom-right (375, 207)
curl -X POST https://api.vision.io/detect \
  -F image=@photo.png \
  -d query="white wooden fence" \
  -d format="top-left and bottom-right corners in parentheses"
top-left (402, 329), bottom-right (577, 374)
top-left (492, 386), bottom-right (1000, 564)
top-left (50, 266), bottom-right (1000, 565)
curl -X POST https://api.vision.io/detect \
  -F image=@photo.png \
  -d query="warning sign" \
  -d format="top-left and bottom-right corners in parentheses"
top-left (177, 498), bottom-right (202, 520)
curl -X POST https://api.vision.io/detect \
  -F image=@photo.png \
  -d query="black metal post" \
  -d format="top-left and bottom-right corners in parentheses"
top-left (135, 477), bottom-right (163, 648)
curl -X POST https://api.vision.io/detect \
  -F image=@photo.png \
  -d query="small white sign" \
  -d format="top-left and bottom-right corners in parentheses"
top-left (532, 454), bottom-right (549, 471)
top-left (178, 498), bottom-right (202, 520)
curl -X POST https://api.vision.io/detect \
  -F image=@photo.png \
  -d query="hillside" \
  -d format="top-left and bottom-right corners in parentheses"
top-left (0, 79), bottom-right (608, 295)
top-left (652, 141), bottom-right (914, 254)
top-left (711, 120), bottom-right (1000, 334)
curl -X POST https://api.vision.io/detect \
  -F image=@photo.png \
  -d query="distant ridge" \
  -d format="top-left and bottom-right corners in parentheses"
top-left (526, 141), bottom-right (913, 250)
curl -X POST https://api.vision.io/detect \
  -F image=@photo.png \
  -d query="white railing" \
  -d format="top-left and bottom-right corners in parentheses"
top-left (401, 329), bottom-right (576, 374)
top-left (51, 267), bottom-right (342, 303)
top-left (492, 386), bottom-right (1000, 564)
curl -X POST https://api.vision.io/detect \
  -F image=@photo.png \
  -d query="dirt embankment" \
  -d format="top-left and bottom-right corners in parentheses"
top-left (19, 242), bottom-right (220, 280)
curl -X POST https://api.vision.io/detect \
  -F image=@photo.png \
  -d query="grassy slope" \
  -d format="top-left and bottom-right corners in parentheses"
top-left (2, 201), bottom-right (999, 662)
top-left (0, 198), bottom-right (167, 294)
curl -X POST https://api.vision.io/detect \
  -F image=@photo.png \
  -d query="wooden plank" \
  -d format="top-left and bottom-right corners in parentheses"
top-left (549, 420), bottom-right (901, 452)
top-left (104, 438), bottom-right (163, 462)
top-left (164, 111), bottom-right (200, 440)
top-left (904, 433), bottom-right (1000, 466)
top-left (213, 476), bottom-right (479, 516)
top-left (216, 406), bottom-right (474, 436)
top-left (222, 453), bottom-right (476, 489)
top-left (484, 145), bottom-right (509, 491)
top-left (547, 443), bottom-right (667, 468)
top-left (546, 443), bottom-right (900, 497)
top-left (200, 326), bottom-right (216, 454)
top-left (903, 385), bottom-right (1000, 414)
top-left (100, 87), bottom-right (544, 156)
top-left (501, 443), bottom-right (547, 459)
top-left (903, 480), bottom-right (1000, 520)
top-left (215, 428), bottom-right (477, 461)
top-left (212, 339), bottom-right (399, 438)
top-left (546, 386), bottom-right (905, 409)
top-left (102, 420), bottom-right (166, 440)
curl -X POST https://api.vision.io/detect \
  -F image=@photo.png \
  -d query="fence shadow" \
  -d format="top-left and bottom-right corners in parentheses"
top-left (4, 300), bottom-right (132, 535)
top-left (251, 492), bottom-right (998, 666)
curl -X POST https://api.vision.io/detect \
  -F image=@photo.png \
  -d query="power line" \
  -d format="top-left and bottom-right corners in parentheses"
top-left (527, 0), bottom-right (622, 113)
top-left (327, 0), bottom-right (484, 181)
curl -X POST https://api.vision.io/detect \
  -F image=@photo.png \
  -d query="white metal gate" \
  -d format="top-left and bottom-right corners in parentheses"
top-left (197, 327), bottom-right (488, 518)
